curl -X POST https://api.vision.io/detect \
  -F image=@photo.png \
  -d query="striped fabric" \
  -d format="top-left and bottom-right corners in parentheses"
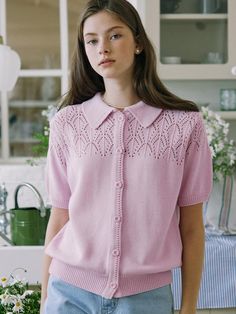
top-left (171, 232), bottom-right (236, 309)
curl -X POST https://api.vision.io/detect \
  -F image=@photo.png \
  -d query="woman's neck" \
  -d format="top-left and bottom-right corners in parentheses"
top-left (102, 84), bottom-right (140, 109)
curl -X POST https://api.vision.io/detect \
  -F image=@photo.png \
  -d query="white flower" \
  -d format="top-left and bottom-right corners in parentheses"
top-left (10, 277), bottom-right (26, 287)
top-left (201, 107), bottom-right (236, 180)
top-left (209, 146), bottom-right (215, 158)
top-left (20, 290), bottom-right (34, 299)
top-left (214, 142), bottom-right (224, 153)
top-left (0, 274), bottom-right (41, 313)
top-left (0, 276), bottom-right (8, 287)
top-left (12, 299), bottom-right (23, 313)
top-left (42, 104), bottom-right (57, 121)
top-left (223, 124), bottom-right (229, 135)
top-left (0, 291), bottom-right (16, 305)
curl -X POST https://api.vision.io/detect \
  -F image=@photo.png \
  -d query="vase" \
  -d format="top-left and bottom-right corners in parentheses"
top-left (205, 175), bottom-right (236, 235)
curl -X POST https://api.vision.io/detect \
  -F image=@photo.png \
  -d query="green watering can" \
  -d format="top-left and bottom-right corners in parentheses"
top-left (10, 182), bottom-right (51, 245)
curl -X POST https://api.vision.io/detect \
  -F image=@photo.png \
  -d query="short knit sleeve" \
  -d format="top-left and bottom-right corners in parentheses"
top-left (45, 110), bottom-right (71, 209)
top-left (177, 113), bottom-right (213, 207)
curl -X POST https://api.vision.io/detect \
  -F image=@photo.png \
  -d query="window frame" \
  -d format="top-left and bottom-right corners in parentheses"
top-left (0, 0), bottom-right (69, 163)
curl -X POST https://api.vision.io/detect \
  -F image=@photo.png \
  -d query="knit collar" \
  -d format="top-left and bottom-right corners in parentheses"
top-left (82, 93), bottom-right (162, 129)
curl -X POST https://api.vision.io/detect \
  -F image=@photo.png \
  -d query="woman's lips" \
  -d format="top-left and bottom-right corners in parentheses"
top-left (99, 59), bottom-right (115, 66)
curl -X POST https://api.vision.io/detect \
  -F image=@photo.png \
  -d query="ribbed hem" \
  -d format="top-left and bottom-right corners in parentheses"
top-left (49, 259), bottom-right (172, 299)
top-left (178, 193), bottom-right (210, 207)
top-left (50, 198), bottom-right (70, 209)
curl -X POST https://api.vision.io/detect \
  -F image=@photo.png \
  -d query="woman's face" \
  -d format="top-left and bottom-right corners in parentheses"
top-left (83, 10), bottom-right (139, 84)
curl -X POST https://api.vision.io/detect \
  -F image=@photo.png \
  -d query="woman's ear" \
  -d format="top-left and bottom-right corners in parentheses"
top-left (135, 40), bottom-right (143, 54)
top-left (135, 46), bottom-right (143, 54)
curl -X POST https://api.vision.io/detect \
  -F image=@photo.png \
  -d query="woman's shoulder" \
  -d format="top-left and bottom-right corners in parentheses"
top-left (163, 108), bottom-right (202, 124)
top-left (52, 95), bottom-right (97, 123)
top-left (159, 109), bottom-right (204, 140)
top-left (50, 104), bottom-right (82, 126)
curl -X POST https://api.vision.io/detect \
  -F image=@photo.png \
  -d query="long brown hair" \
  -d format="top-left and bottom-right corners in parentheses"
top-left (59, 0), bottom-right (198, 112)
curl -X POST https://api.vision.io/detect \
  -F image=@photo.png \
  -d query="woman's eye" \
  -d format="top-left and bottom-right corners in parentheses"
top-left (87, 39), bottom-right (98, 45)
top-left (110, 34), bottom-right (122, 40)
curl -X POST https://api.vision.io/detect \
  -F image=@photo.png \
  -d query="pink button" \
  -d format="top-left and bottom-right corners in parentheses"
top-left (115, 181), bottom-right (123, 189)
top-left (112, 249), bottom-right (120, 257)
top-left (114, 216), bottom-right (121, 223)
top-left (117, 114), bottom-right (124, 122)
top-left (110, 282), bottom-right (118, 289)
top-left (116, 147), bottom-right (124, 154)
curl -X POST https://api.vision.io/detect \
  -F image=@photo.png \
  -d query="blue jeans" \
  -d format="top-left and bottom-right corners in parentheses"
top-left (44, 275), bottom-right (174, 314)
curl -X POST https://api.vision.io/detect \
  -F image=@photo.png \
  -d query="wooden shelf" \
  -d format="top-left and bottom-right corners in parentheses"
top-left (10, 138), bottom-right (40, 144)
top-left (9, 100), bottom-right (56, 108)
top-left (161, 14), bottom-right (228, 21)
top-left (216, 111), bottom-right (236, 120)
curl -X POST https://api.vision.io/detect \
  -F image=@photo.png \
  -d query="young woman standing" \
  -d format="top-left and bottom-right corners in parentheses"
top-left (41, 1), bottom-right (212, 313)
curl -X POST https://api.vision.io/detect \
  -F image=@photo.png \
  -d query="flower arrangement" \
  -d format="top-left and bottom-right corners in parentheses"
top-left (201, 106), bottom-right (236, 181)
top-left (27, 104), bottom-right (57, 165)
top-left (31, 104), bottom-right (236, 181)
top-left (32, 104), bottom-right (57, 158)
top-left (0, 273), bottom-right (41, 314)
top-left (32, 125), bottom-right (50, 158)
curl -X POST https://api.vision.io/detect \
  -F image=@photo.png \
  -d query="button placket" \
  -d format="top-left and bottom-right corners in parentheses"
top-left (103, 111), bottom-right (125, 298)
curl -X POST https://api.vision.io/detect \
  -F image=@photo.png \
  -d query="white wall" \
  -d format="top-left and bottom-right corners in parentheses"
top-left (0, 164), bottom-right (47, 210)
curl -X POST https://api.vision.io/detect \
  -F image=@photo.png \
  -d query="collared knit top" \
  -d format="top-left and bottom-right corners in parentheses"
top-left (45, 93), bottom-right (212, 299)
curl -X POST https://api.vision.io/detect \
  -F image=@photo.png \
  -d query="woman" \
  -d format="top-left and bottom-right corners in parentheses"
top-left (41, 1), bottom-right (212, 313)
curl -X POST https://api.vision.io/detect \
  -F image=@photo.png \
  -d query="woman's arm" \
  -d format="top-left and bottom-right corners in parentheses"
top-left (40, 207), bottom-right (69, 314)
top-left (179, 202), bottom-right (205, 314)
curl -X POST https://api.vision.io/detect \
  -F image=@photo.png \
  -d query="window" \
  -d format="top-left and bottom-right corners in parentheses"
top-left (0, 0), bottom-right (87, 162)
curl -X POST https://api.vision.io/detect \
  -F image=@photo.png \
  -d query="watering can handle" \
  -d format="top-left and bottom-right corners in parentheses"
top-left (14, 182), bottom-right (46, 217)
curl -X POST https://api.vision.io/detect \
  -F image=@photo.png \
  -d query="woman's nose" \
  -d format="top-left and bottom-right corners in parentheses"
top-left (98, 41), bottom-right (110, 54)
top-left (99, 48), bottom-right (110, 54)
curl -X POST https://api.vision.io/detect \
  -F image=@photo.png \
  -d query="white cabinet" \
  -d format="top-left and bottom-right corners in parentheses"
top-left (133, 0), bottom-right (236, 126)
top-left (137, 0), bottom-right (236, 80)
top-left (0, 0), bottom-right (87, 161)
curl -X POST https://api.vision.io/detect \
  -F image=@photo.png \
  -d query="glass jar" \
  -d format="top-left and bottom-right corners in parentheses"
top-left (220, 89), bottom-right (236, 111)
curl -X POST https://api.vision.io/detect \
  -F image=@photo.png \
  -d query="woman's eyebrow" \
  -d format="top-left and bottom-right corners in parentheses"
top-left (84, 26), bottom-right (124, 37)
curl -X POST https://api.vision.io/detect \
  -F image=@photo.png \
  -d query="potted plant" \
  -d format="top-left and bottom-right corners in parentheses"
top-left (201, 106), bottom-right (236, 235)
top-left (0, 274), bottom-right (41, 314)
top-left (201, 106), bottom-right (236, 181)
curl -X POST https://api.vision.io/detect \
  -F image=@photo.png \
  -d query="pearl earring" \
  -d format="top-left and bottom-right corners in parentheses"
top-left (136, 49), bottom-right (140, 54)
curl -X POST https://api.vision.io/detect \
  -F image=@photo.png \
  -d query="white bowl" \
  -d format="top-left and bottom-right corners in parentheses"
top-left (162, 56), bottom-right (182, 64)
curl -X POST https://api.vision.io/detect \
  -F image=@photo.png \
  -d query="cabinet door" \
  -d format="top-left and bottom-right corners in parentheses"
top-left (5, 0), bottom-right (62, 157)
top-left (145, 0), bottom-right (236, 80)
top-left (8, 77), bottom-right (60, 157)
top-left (1, 0), bottom-right (89, 161)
